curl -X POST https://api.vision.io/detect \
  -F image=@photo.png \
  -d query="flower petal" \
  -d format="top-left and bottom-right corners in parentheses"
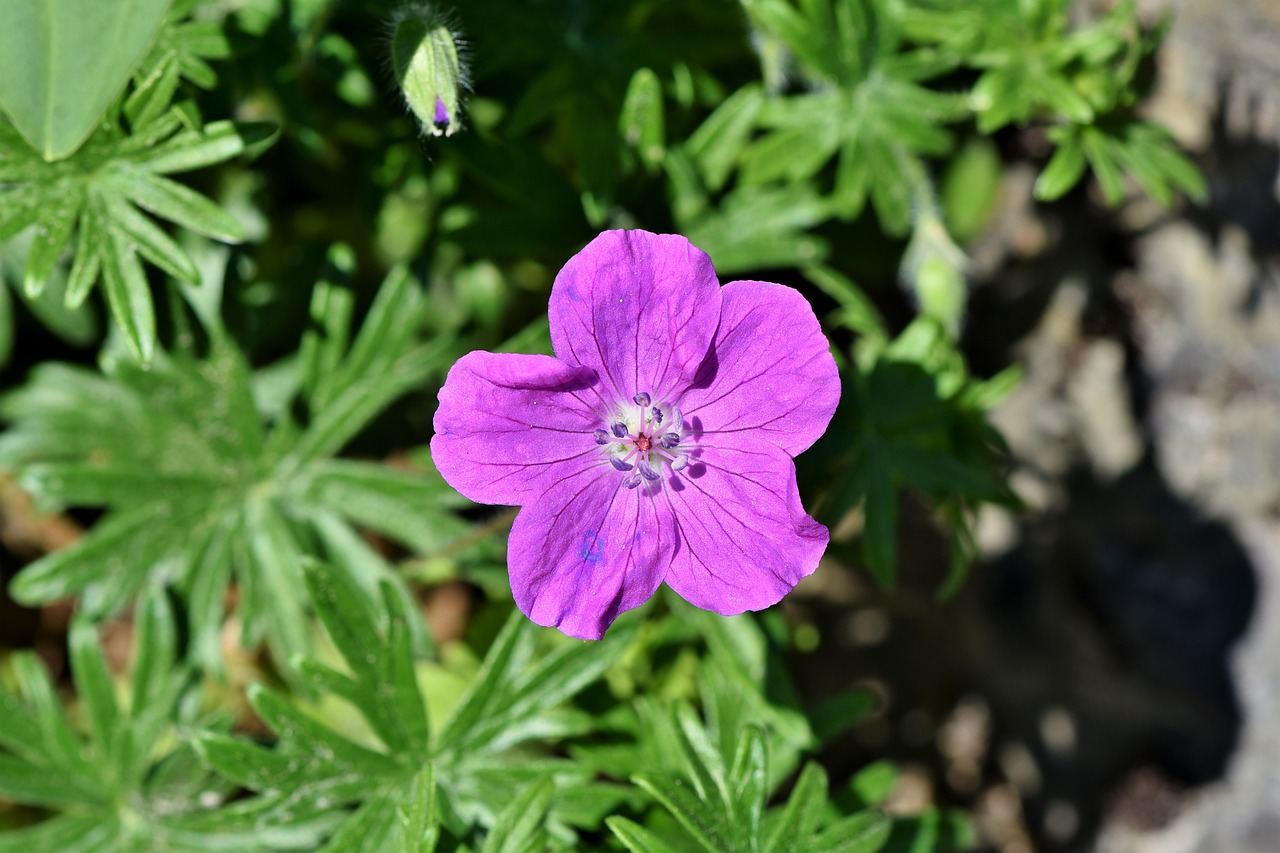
top-left (678, 280), bottom-right (839, 456)
top-left (430, 351), bottom-right (604, 506)
top-left (508, 467), bottom-right (673, 640)
top-left (549, 230), bottom-right (722, 406)
top-left (659, 443), bottom-right (828, 615)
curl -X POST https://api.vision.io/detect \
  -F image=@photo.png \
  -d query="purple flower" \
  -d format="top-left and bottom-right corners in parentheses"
top-left (431, 230), bottom-right (840, 639)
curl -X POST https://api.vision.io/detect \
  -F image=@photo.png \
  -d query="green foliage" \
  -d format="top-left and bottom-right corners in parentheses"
top-left (0, 1), bottom-right (270, 361)
top-left (803, 267), bottom-right (1019, 592)
top-left (0, 588), bottom-right (338, 851)
top-left (0, 255), bottom-right (464, 675)
top-left (0, 110), bottom-right (272, 360)
top-left (196, 562), bottom-right (638, 850)
top-left (902, 0), bottom-right (1206, 205)
top-left (611, 705), bottom-right (892, 853)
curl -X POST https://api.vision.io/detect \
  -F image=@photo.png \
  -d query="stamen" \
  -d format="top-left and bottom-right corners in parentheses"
top-left (671, 455), bottom-right (689, 472)
top-left (593, 428), bottom-right (610, 445)
top-left (633, 391), bottom-right (651, 407)
top-left (623, 473), bottom-right (642, 489)
top-left (610, 457), bottom-right (634, 472)
top-left (638, 460), bottom-right (660, 481)
top-left (669, 407), bottom-right (684, 433)
top-left (610, 422), bottom-right (628, 438)
top-left (659, 432), bottom-right (680, 449)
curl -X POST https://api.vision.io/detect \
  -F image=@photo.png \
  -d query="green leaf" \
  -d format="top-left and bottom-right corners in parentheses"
top-left (606, 816), bottom-right (683, 853)
top-left (105, 195), bottom-right (200, 284)
top-left (803, 265), bottom-right (886, 339)
top-left (437, 611), bottom-right (534, 751)
top-left (302, 562), bottom-right (430, 755)
top-left (301, 459), bottom-right (470, 556)
top-left (104, 167), bottom-right (244, 243)
top-left (764, 762), bottom-right (828, 853)
top-left (1034, 131), bottom-right (1087, 201)
top-left (22, 187), bottom-right (82, 297)
top-left (620, 68), bottom-right (665, 170)
top-left (685, 84), bottom-right (763, 191)
top-left (0, 756), bottom-right (106, 809)
top-left (632, 773), bottom-right (727, 853)
top-left (0, 0), bottom-right (173, 160)
top-left (0, 186), bottom-right (42, 241)
top-left (8, 505), bottom-right (160, 607)
top-left (124, 50), bottom-right (182, 131)
top-left (99, 212), bottom-right (157, 362)
top-left (0, 814), bottom-right (120, 853)
top-left (130, 119), bottom-right (277, 174)
top-left (398, 766), bottom-right (441, 853)
top-left (849, 761), bottom-right (898, 809)
top-left (813, 811), bottom-right (891, 853)
top-left (479, 780), bottom-right (553, 853)
top-left (67, 617), bottom-right (121, 772)
top-left (727, 726), bottom-right (768, 841)
top-left (1081, 126), bottom-right (1126, 206)
top-left (64, 199), bottom-right (106, 308)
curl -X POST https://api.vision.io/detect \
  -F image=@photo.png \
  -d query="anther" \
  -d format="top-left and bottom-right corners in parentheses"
top-left (638, 461), bottom-right (660, 482)
top-left (610, 422), bottom-right (628, 438)
top-left (671, 455), bottom-right (689, 472)
top-left (624, 473), bottom-right (642, 489)
top-left (633, 392), bottom-right (651, 407)
top-left (669, 407), bottom-right (684, 433)
top-left (651, 407), bottom-right (663, 425)
top-left (593, 428), bottom-right (610, 445)
top-left (610, 457), bottom-right (634, 472)
top-left (659, 432), bottom-right (680, 449)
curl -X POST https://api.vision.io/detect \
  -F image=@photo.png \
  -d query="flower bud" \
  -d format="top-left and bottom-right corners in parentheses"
top-left (390, 5), bottom-right (467, 137)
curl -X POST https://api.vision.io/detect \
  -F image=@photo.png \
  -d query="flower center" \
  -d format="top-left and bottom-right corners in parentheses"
top-left (591, 390), bottom-right (691, 489)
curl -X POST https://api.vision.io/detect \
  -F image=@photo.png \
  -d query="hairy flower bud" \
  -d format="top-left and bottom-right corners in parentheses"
top-left (390, 5), bottom-right (467, 137)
